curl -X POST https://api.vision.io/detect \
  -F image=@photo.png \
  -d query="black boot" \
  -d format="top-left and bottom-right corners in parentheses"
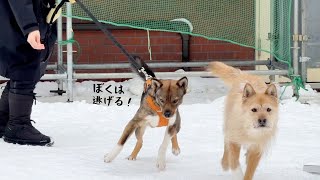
top-left (3, 92), bottom-right (53, 146)
top-left (0, 82), bottom-right (10, 137)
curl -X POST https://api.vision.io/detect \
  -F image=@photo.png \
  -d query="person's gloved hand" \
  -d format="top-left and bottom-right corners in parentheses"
top-left (27, 30), bottom-right (45, 50)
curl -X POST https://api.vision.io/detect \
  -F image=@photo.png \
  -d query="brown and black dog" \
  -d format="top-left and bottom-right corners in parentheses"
top-left (104, 57), bottom-right (188, 170)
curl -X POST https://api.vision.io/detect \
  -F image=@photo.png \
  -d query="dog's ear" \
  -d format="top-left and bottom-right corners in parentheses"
top-left (265, 84), bottom-right (277, 98)
top-left (176, 77), bottom-right (188, 93)
top-left (243, 83), bottom-right (256, 99)
top-left (148, 79), bottom-right (163, 96)
top-left (151, 79), bottom-right (163, 90)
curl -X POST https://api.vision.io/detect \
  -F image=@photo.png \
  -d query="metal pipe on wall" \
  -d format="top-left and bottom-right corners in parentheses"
top-left (293, 0), bottom-right (300, 75)
top-left (66, 2), bottom-right (74, 102)
top-left (57, 0), bottom-right (64, 91)
top-left (0, 74), bottom-right (67, 81)
top-left (0, 69), bottom-right (288, 81)
top-left (46, 60), bottom-right (270, 70)
top-left (300, 0), bottom-right (307, 83)
top-left (72, 70), bottom-right (288, 80)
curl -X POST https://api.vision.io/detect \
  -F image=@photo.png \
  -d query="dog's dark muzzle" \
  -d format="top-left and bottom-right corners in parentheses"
top-left (258, 119), bottom-right (267, 127)
top-left (164, 110), bottom-right (172, 118)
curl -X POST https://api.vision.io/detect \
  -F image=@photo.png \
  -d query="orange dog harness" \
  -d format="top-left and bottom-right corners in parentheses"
top-left (144, 79), bottom-right (169, 127)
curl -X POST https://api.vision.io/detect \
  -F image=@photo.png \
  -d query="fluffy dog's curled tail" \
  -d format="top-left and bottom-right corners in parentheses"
top-left (208, 61), bottom-right (242, 87)
top-left (131, 56), bottom-right (156, 80)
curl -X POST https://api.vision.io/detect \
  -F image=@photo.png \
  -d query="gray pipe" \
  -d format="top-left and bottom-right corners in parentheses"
top-left (293, 0), bottom-right (299, 75)
top-left (46, 60), bottom-right (270, 70)
top-left (72, 70), bottom-right (288, 80)
top-left (66, 3), bottom-right (73, 101)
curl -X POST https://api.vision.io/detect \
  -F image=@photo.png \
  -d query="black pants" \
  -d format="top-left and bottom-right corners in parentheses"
top-left (8, 80), bottom-right (36, 96)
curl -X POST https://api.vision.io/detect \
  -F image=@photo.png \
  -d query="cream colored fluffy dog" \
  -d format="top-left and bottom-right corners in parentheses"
top-left (209, 62), bottom-right (279, 180)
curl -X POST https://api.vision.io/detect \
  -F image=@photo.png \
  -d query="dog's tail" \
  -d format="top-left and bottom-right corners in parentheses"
top-left (208, 61), bottom-right (242, 87)
top-left (131, 56), bottom-right (156, 80)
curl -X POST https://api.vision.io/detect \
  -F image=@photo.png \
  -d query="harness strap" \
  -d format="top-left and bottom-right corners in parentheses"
top-left (144, 79), bottom-right (152, 93)
top-left (144, 79), bottom-right (169, 127)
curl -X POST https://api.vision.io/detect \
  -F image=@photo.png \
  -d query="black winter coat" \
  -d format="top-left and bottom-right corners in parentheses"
top-left (0, 0), bottom-right (57, 82)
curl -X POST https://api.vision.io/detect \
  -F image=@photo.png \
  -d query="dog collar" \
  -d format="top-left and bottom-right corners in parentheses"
top-left (144, 79), bottom-right (169, 127)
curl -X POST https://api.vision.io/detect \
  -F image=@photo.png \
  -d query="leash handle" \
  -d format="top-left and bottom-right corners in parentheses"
top-left (48, 0), bottom-right (67, 25)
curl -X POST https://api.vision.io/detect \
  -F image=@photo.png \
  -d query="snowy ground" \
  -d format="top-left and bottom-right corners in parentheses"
top-left (0, 75), bottom-right (320, 180)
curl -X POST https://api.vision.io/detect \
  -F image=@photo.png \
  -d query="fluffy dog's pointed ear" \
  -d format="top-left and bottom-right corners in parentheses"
top-left (177, 77), bottom-right (188, 93)
top-left (243, 83), bottom-right (256, 99)
top-left (265, 84), bottom-right (277, 98)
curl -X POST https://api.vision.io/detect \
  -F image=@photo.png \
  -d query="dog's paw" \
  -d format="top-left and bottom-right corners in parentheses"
top-left (172, 147), bottom-right (180, 156)
top-left (156, 158), bottom-right (166, 170)
top-left (231, 167), bottom-right (244, 180)
top-left (104, 153), bottom-right (113, 163)
top-left (127, 155), bottom-right (136, 161)
top-left (221, 158), bottom-right (229, 171)
top-left (104, 145), bottom-right (123, 163)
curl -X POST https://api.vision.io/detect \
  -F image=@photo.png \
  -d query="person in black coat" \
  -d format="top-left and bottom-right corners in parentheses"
top-left (0, 0), bottom-right (58, 146)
